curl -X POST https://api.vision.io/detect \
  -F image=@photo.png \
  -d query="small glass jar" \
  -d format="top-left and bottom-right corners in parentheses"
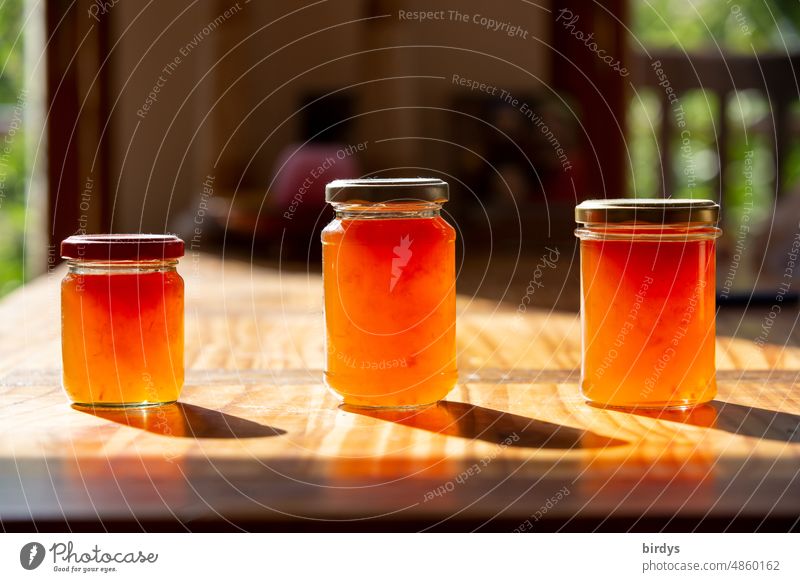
top-left (322, 178), bottom-right (457, 408)
top-left (575, 199), bottom-right (721, 409)
top-left (60, 234), bottom-right (185, 407)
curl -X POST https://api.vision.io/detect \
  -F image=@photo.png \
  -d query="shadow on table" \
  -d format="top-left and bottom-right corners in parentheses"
top-left (627, 401), bottom-right (800, 443)
top-left (74, 403), bottom-right (286, 439)
top-left (342, 401), bottom-right (627, 449)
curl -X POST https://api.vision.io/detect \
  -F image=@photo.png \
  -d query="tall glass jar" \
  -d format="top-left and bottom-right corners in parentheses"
top-left (322, 178), bottom-right (457, 408)
top-left (575, 199), bottom-right (721, 409)
top-left (60, 235), bottom-right (185, 407)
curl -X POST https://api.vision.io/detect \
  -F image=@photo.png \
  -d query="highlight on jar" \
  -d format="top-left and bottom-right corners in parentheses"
top-left (575, 199), bottom-right (721, 409)
top-left (322, 178), bottom-right (458, 408)
top-left (60, 234), bottom-right (185, 408)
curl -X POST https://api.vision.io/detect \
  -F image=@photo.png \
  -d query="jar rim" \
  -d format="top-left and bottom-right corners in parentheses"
top-left (326, 178), bottom-right (448, 204)
top-left (575, 198), bottom-right (719, 224)
top-left (61, 234), bottom-right (184, 261)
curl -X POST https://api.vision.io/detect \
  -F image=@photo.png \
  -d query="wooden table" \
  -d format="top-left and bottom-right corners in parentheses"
top-left (1, 255), bottom-right (799, 531)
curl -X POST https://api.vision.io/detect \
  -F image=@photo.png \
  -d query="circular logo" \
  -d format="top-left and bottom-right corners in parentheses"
top-left (19, 542), bottom-right (46, 570)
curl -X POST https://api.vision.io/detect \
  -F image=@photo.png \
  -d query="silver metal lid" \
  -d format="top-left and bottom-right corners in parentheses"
top-left (575, 198), bottom-right (719, 224)
top-left (325, 178), bottom-right (449, 204)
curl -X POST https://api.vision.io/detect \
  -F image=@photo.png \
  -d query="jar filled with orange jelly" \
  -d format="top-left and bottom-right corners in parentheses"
top-left (60, 235), bottom-right (185, 407)
top-left (322, 178), bottom-right (457, 408)
top-left (575, 199), bottom-right (721, 409)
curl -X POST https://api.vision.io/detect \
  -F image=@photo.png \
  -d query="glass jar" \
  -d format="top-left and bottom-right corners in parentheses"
top-left (575, 199), bottom-right (721, 409)
top-left (322, 178), bottom-right (457, 408)
top-left (60, 235), bottom-right (185, 407)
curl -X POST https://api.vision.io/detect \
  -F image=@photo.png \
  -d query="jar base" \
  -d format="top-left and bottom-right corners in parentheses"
top-left (70, 400), bottom-right (178, 409)
top-left (339, 401), bottom-right (441, 411)
top-left (586, 397), bottom-right (714, 411)
top-left (324, 372), bottom-right (457, 409)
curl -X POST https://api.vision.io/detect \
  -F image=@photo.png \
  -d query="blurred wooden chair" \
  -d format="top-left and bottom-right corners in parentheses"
top-left (632, 51), bottom-right (800, 223)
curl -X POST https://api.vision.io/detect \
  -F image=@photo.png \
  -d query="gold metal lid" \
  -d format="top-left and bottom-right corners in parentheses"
top-left (325, 178), bottom-right (448, 204)
top-left (575, 198), bottom-right (719, 224)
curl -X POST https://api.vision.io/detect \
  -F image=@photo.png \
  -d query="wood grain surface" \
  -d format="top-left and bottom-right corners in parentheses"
top-left (1, 255), bottom-right (799, 531)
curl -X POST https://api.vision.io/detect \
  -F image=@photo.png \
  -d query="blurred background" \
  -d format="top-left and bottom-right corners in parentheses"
top-left (2, 0), bottom-right (800, 318)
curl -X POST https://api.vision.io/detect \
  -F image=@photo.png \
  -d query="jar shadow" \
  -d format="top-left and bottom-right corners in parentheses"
top-left (620, 400), bottom-right (800, 443)
top-left (342, 401), bottom-right (627, 449)
top-left (73, 402), bottom-right (286, 439)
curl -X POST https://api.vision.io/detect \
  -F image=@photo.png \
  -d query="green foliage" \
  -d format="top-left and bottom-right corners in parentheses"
top-left (0, 0), bottom-right (26, 296)
top-left (0, 0), bottom-right (25, 102)
top-left (629, 0), bottom-right (800, 230)
top-left (626, 91), bottom-right (660, 198)
top-left (633, 0), bottom-right (800, 52)
top-left (0, 196), bottom-right (24, 295)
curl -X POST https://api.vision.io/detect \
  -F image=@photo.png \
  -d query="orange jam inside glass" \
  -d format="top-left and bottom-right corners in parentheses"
top-left (322, 179), bottom-right (457, 407)
top-left (60, 235), bottom-right (185, 407)
top-left (576, 200), bottom-right (720, 409)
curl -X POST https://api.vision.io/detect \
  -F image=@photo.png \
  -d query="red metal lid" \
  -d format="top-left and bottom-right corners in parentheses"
top-left (60, 234), bottom-right (185, 261)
